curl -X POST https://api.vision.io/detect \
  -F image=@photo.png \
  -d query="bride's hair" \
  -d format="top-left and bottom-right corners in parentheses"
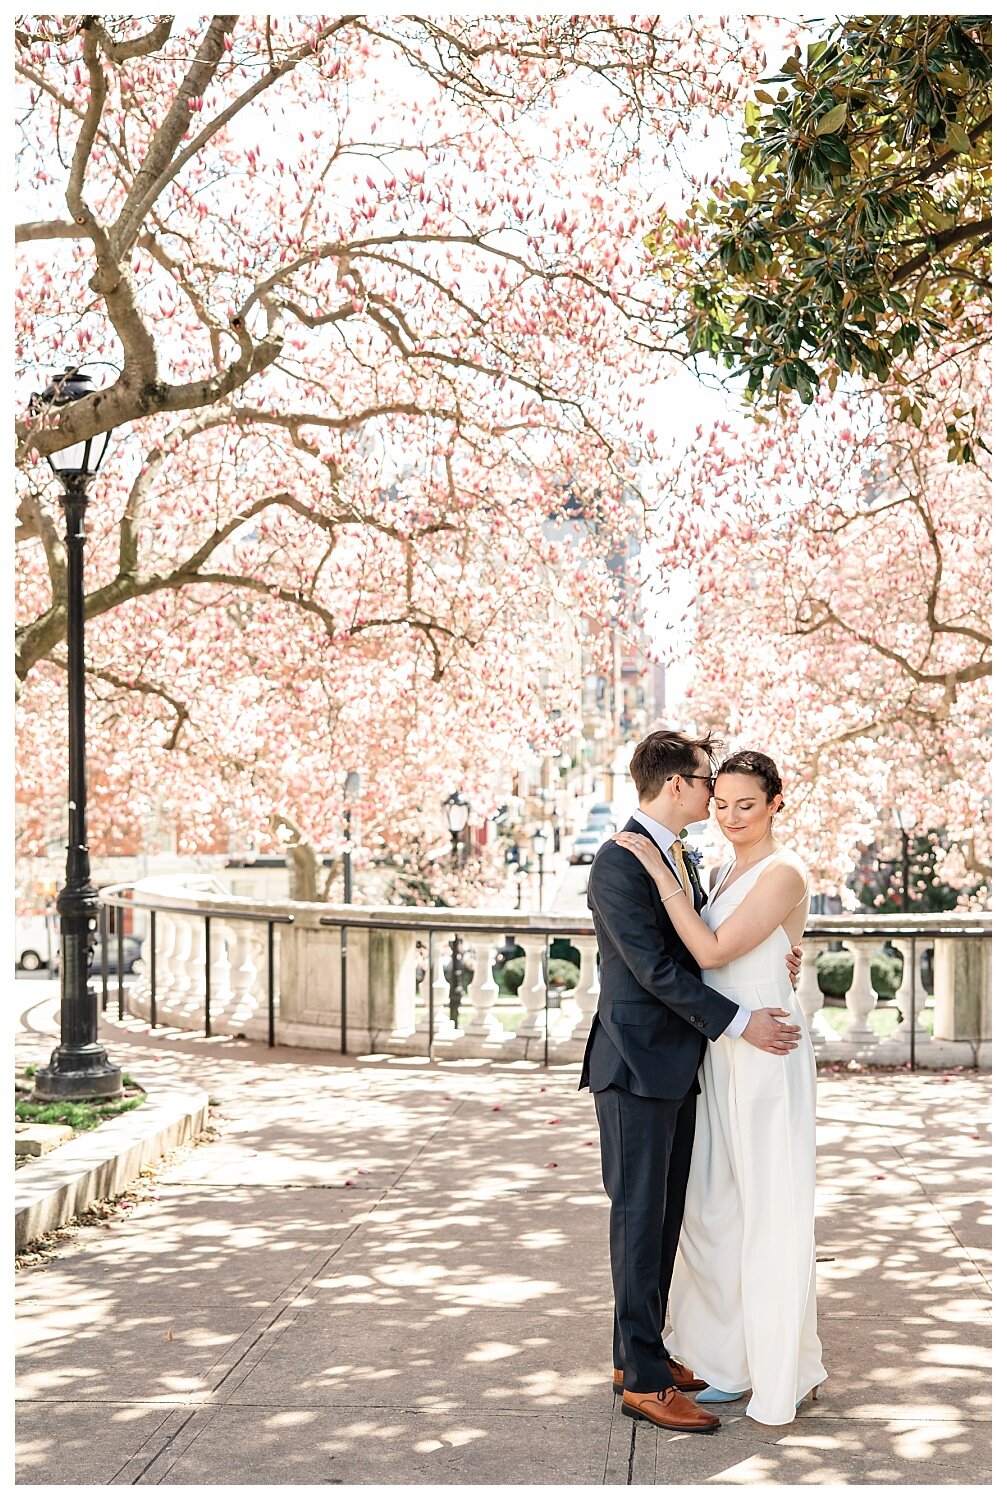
top-left (716, 750), bottom-right (784, 808)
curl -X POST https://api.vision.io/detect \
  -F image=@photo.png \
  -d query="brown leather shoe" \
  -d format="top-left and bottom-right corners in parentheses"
top-left (612, 1358), bottom-right (707, 1394)
top-left (622, 1386), bottom-right (720, 1432)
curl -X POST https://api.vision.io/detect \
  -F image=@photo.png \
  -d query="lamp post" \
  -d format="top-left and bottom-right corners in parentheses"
top-left (443, 790), bottom-right (470, 867)
top-left (531, 827), bottom-right (548, 912)
top-left (29, 369), bottom-right (122, 1101)
top-left (443, 792), bottom-right (471, 1024)
top-left (894, 804), bottom-right (919, 1070)
top-left (341, 770), bottom-right (361, 903)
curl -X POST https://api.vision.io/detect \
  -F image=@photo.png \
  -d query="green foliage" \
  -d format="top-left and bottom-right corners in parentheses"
top-left (816, 948), bottom-right (903, 999)
top-left (15, 1095), bottom-right (145, 1132)
top-left (648, 16), bottom-right (992, 435)
top-left (857, 830), bottom-right (985, 912)
top-left (497, 956), bottom-right (580, 996)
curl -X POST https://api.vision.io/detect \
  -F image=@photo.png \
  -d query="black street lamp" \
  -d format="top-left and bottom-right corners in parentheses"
top-left (342, 770), bottom-right (362, 903)
top-left (894, 804), bottom-right (920, 1069)
top-left (442, 792), bottom-right (470, 1025)
top-left (29, 369), bottom-right (122, 1102)
top-left (443, 791), bottom-right (470, 866)
top-left (531, 827), bottom-right (548, 912)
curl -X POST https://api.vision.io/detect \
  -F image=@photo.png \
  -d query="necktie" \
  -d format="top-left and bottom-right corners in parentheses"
top-left (670, 838), bottom-right (691, 895)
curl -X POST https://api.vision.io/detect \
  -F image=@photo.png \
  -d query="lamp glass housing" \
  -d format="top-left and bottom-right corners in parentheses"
top-left (443, 792), bottom-right (470, 834)
top-left (531, 828), bottom-right (548, 857)
top-left (32, 369), bottom-right (114, 481)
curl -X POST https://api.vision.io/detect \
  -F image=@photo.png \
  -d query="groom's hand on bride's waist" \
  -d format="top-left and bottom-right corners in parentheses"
top-left (741, 1008), bottom-right (802, 1055)
top-left (786, 945), bottom-right (803, 990)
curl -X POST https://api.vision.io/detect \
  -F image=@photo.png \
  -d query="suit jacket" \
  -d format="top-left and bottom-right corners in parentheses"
top-left (579, 817), bottom-right (740, 1099)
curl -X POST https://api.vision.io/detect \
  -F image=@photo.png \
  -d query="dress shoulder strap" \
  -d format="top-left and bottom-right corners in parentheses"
top-left (708, 858), bottom-right (736, 904)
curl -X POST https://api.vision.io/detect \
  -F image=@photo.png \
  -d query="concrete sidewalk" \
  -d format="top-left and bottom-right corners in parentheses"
top-left (15, 984), bottom-right (991, 1485)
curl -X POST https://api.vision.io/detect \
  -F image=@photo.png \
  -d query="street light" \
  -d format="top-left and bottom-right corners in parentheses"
top-left (894, 804), bottom-right (920, 1070)
top-left (342, 770), bottom-right (362, 903)
top-left (514, 856), bottom-right (529, 912)
top-left (443, 790), bottom-right (471, 865)
top-left (531, 827), bottom-right (548, 912)
top-left (442, 792), bottom-right (471, 1024)
top-left (29, 368), bottom-right (121, 1101)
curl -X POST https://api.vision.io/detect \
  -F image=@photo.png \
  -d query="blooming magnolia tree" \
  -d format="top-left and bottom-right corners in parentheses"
top-left (653, 344), bottom-right (991, 898)
top-left (15, 14), bottom-right (769, 896)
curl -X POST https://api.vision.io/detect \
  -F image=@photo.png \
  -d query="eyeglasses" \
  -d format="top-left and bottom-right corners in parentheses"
top-left (668, 773), bottom-right (715, 791)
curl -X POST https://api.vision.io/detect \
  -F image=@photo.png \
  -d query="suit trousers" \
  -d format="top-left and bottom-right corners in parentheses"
top-left (594, 1084), bottom-right (697, 1393)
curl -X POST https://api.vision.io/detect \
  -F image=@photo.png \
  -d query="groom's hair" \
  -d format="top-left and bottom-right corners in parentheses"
top-left (630, 729), bottom-right (721, 802)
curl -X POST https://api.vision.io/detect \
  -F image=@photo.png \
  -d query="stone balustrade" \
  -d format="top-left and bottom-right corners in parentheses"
top-left (101, 876), bottom-right (991, 1068)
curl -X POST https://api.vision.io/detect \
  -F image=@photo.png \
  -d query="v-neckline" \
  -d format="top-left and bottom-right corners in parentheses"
top-left (711, 851), bottom-right (778, 904)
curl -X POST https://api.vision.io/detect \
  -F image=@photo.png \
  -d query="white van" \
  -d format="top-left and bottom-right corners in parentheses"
top-left (15, 914), bottom-right (57, 972)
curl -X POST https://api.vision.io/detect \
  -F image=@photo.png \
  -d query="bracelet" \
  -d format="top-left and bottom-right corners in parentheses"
top-left (661, 890), bottom-right (685, 903)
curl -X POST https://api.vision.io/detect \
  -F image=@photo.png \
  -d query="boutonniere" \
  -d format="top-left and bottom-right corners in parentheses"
top-left (679, 833), bottom-right (704, 871)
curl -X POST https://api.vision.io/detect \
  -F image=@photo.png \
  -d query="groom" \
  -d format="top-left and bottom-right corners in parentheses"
top-left (580, 729), bottom-right (802, 1433)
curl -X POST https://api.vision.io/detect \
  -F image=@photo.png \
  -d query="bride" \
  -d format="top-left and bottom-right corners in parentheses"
top-left (613, 749), bottom-right (827, 1426)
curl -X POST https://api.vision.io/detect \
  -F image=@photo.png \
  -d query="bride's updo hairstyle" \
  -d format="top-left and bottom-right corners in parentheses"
top-left (716, 750), bottom-right (785, 811)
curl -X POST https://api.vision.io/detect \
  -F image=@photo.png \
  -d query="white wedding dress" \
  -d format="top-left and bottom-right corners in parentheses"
top-left (669, 851), bottom-right (827, 1424)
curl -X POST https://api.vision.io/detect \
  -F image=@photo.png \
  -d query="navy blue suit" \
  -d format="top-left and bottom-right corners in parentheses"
top-left (581, 818), bottom-right (740, 1393)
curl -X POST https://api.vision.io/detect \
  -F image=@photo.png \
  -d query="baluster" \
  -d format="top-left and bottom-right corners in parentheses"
top-left (210, 921), bottom-right (234, 1018)
top-left (430, 934), bottom-right (458, 1036)
top-left (464, 934), bottom-right (504, 1041)
top-left (157, 913), bottom-right (179, 1005)
top-left (891, 937), bottom-right (925, 1045)
top-left (843, 939), bottom-right (879, 1044)
top-left (184, 915), bottom-right (207, 1020)
top-left (516, 935), bottom-right (549, 1041)
top-left (166, 913), bottom-right (193, 1003)
top-left (795, 937), bottom-right (839, 1040)
top-left (230, 922), bottom-right (262, 1028)
top-left (569, 936), bottom-right (600, 1043)
top-left (131, 922), bottom-right (151, 1011)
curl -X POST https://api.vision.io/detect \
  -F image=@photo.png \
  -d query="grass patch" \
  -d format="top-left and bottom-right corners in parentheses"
top-left (15, 1094), bottom-right (145, 1132)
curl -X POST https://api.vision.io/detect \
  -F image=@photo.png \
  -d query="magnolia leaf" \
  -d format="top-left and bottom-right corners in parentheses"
top-left (921, 201), bottom-right (956, 232)
top-left (816, 102), bottom-right (848, 136)
top-left (945, 123), bottom-right (972, 154)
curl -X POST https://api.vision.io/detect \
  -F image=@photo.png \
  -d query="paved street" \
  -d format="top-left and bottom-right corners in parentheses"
top-left (15, 981), bottom-right (991, 1485)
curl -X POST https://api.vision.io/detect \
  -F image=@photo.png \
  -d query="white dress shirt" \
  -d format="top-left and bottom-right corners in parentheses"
top-left (631, 808), bottom-right (750, 1040)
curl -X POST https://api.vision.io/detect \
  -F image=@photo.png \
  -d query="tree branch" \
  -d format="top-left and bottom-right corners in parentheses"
top-left (92, 16), bottom-right (174, 63)
top-left (891, 216), bottom-right (993, 290)
top-left (110, 15), bottom-right (240, 257)
top-left (15, 219), bottom-right (88, 242)
top-left (51, 653), bottom-right (191, 749)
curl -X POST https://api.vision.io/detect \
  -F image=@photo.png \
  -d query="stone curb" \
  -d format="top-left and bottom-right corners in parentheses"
top-left (14, 1085), bottom-right (208, 1251)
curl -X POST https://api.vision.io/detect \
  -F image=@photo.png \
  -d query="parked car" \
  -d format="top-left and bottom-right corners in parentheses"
top-left (94, 934), bottom-right (144, 976)
top-left (39, 933), bottom-right (145, 977)
top-left (570, 828), bottom-right (609, 865)
top-left (589, 801), bottom-right (614, 818)
top-left (15, 915), bottom-right (57, 973)
top-left (584, 813), bottom-right (617, 834)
